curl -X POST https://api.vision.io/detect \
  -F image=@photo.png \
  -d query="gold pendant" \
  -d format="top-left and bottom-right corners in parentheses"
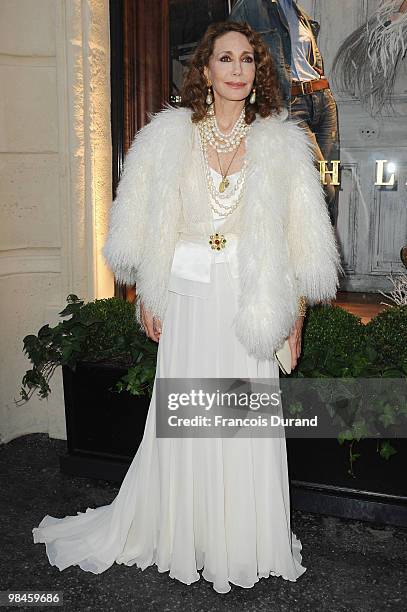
top-left (209, 233), bottom-right (227, 251)
top-left (218, 177), bottom-right (230, 193)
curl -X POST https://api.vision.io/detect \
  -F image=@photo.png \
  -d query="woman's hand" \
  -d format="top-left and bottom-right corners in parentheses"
top-left (140, 301), bottom-right (162, 343)
top-left (287, 316), bottom-right (305, 370)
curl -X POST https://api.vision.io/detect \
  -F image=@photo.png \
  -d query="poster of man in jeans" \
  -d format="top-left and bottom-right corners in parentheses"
top-left (229, 0), bottom-right (340, 225)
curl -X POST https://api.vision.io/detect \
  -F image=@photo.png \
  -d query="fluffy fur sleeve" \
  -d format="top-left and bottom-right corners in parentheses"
top-left (285, 120), bottom-right (344, 305)
top-left (102, 118), bottom-right (158, 285)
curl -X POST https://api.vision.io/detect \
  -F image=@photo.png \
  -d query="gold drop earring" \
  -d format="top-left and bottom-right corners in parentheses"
top-left (206, 81), bottom-right (213, 105)
top-left (249, 87), bottom-right (256, 104)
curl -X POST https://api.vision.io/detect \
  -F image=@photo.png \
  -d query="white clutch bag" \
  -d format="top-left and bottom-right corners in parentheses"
top-left (274, 339), bottom-right (292, 375)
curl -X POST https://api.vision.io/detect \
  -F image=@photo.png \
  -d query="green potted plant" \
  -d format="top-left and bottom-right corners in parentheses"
top-left (19, 294), bottom-right (157, 481)
top-left (285, 299), bottom-right (407, 527)
top-left (19, 292), bottom-right (407, 525)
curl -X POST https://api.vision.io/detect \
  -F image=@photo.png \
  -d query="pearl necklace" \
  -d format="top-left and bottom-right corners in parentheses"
top-left (199, 104), bottom-right (251, 153)
top-left (199, 130), bottom-right (248, 218)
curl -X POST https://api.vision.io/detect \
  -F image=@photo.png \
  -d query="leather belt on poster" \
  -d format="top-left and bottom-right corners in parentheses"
top-left (291, 77), bottom-right (329, 96)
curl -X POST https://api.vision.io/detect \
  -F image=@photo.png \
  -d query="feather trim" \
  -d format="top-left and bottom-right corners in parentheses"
top-left (332, 0), bottom-right (407, 117)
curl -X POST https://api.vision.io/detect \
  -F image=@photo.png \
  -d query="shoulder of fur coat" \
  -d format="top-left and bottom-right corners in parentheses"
top-left (102, 104), bottom-right (194, 285)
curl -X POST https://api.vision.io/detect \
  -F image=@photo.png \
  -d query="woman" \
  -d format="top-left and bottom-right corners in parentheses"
top-left (33, 22), bottom-right (342, 594)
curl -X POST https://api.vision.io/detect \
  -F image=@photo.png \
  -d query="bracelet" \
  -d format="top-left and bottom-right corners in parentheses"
top-left (298, 295), bottom-right (307, 317)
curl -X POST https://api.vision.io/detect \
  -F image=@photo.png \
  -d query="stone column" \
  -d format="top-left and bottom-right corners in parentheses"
top-left (0, 0), bottom-right (112, 441)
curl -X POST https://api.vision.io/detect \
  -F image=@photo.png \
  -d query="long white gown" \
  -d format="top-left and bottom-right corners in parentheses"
top-left (33, 168), bottom-right (307, 594)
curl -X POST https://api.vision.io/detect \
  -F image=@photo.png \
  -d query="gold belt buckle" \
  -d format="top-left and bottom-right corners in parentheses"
top-left (209, 233), bottom-right (227, 251)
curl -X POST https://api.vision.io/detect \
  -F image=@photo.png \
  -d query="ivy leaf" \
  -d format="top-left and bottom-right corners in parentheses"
top-left (287, 401), bottom-right (303, 416)
top-left (338, 429), bottom-right (353, 444)
top-left (382, 368), bottom-right (404, 378)
top-left (379, 440), bottom-right (397, 460)
top-left (351, 420), bottom-right (370, 441)
top-left (378, 404), bottom-right (397, 428)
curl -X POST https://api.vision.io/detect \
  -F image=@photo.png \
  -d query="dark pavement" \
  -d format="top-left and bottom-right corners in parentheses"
top-left (1, 434), bottom-right (406, 612)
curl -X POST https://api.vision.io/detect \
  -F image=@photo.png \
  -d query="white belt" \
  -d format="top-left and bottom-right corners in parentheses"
top-left (170, 232), bottom-right (239, 283)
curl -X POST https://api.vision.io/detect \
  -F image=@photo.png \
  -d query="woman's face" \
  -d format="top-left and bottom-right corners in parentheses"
top-left (204, 31), bottom-right (256, 104)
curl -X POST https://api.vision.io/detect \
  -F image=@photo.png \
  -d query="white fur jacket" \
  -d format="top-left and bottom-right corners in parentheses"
top-left (102, 105), bottom-right (343, 360)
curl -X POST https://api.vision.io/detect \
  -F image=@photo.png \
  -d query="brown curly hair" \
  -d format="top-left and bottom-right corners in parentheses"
top-left (180, 21), bottom-right (284, 125)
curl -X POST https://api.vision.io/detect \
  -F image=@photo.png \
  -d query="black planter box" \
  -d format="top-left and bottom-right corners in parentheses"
top-left (59, 361), bottom-right (150, 482)
top-left (59, 362), bottom-right (407, 526)
top-left (287, 437), bottom-right (407, 527)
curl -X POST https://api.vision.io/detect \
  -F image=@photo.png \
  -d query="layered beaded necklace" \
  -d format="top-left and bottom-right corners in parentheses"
top-left (200, 104), bottom-right (250, 153)
top-left (198, 104), bottom-right (251, 218)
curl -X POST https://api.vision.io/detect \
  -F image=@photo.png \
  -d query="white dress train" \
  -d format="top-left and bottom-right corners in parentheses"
top-left (33, 169), bottom-right (307, 594)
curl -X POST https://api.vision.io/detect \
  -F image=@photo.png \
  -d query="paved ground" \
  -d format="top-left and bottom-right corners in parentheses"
top-left (1, 434), bottom-right (406, 612)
